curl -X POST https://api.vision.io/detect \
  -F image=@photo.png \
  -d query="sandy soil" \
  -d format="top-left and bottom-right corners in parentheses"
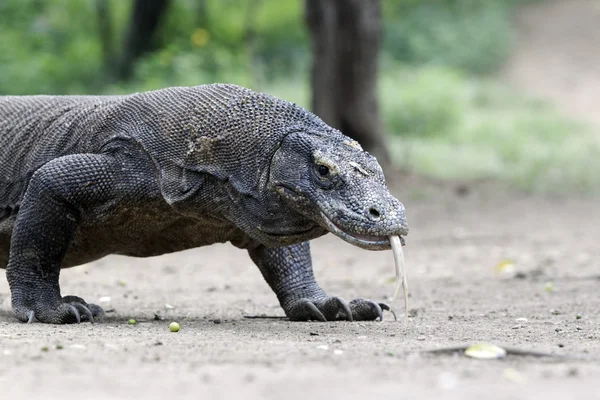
top-left (1, 176), bottom-right (599, 400)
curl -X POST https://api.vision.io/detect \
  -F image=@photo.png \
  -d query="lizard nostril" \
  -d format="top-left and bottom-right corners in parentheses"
top-left (368, 207), bottom-right (381, 219)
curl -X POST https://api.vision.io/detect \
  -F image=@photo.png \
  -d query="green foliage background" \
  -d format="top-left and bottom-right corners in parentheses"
top-left (0, 0), bottom-right (520, 94)
top-left (1, 0), bottom-right (598, 193)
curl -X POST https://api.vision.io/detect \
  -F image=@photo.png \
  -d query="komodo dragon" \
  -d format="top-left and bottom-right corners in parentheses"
top-left (0, 84), bottom-right (408, 324)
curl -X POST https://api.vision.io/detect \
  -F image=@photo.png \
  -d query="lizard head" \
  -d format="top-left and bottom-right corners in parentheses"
top-left (269, 129), bottom-right (408, 250)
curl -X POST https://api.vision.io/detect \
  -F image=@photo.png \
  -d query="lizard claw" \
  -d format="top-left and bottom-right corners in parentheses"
top-left (378, 303), bottom-right (398, 321)
top-left (304, 301), bottom-right (327, 322)
top-left (321, 297), bottom-right (353, 321)
top-left (285, 296), bottom-right (354, 322)
top-left (62, 295), bottom-right (103, 322)
top-left (66, 304), bottom-right (81, 323)
top-left (71, 302), bottom-right (94, 323)
top-left (284, 296), bottom-right (393, 322)
top-left (348, 299), bottom-right (393, 321)
top-left (286, 298), bottom-right (327, 321)
top-left (26, 310), bottom-right (35, 324)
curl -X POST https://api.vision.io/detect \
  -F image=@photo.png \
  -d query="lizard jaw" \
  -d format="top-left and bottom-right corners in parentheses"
top-left (319, 212), bottom-right (405, 251)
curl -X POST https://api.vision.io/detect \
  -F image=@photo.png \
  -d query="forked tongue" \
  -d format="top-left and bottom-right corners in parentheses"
top-left (389, 235), bottom-right (408, 322)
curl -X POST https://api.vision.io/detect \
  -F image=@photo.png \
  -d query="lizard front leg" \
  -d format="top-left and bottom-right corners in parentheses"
top-left (6, 154), bottom-right (120, 324)
top-left (249, 242), bottom-right (390, 321)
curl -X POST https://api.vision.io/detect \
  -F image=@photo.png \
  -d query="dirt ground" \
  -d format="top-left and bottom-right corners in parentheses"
top-left (1, 176), bottom-right (599, 400)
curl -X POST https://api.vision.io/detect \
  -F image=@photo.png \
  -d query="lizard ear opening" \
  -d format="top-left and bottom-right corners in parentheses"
top-left (159, 165), bottom-right (208, 205)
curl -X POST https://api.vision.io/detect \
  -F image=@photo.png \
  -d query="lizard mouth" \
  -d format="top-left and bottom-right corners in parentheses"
top-left (319, 212), bottom-right (405, 251)
top-left (275, 184), bottom-right (406, 250)
top-left (263, 224), bottom-right (325, 240)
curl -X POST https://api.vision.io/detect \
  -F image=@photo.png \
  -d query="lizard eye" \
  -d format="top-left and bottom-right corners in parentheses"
top-left (317, 165), bottom-right (330, 177)
top-left (312, 159), bottom-right (335, 188)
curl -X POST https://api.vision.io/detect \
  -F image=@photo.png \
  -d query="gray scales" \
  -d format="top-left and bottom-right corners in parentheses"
top-left (0, 84), bottom-right (408, 324)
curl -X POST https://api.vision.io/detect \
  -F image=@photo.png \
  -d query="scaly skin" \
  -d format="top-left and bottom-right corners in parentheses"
top-left (0, 84), bottom-right (408, 324)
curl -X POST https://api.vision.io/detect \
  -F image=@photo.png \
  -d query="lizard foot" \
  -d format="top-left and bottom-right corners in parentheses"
top-left (62, 295), bottom-right (105, 321)
top-left (285, 296), bottom-right (390, 322)
top-left (14, 295), bottom-right (104, 324)
top-left (348, 299), bottom-right (391, 321)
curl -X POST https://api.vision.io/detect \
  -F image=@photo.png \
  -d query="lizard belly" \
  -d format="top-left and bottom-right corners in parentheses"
top-left (62, 206), bottom-right (240, 268)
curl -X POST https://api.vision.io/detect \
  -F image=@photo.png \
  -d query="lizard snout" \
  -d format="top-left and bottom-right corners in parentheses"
top-left (364, 199), bottom-right (408, 236)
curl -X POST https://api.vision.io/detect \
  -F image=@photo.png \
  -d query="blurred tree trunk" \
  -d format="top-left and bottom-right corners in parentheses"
top-left (305, 0), bottom-right (389, 165)
top-left (244, 0), bottom-right (264, 90)
top-left (95, 0), bottom-right (113, 76)
top-left (117, 0), bottom-right (171, 80)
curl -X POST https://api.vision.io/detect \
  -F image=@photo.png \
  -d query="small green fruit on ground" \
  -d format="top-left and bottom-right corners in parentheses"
top-left (128, 319), bottom-right (137, 325)
top-left (169, 322), bottom-right (180, 332)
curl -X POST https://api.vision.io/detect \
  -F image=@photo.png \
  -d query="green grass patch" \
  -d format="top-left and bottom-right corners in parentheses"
top-left (381, 66), bottom-right (600, 194)
top-left (383, 0), bottom-right (515, 74)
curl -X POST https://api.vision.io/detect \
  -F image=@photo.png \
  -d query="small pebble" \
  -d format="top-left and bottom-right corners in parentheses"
top-left (334, 349), bottom-right (343, 355)
top-left (465, 343), bottom-right (506, 359)
top-left (169, 322), bottom-right (180, 332)
top-left (417, 335), bottom-right (426, 341)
